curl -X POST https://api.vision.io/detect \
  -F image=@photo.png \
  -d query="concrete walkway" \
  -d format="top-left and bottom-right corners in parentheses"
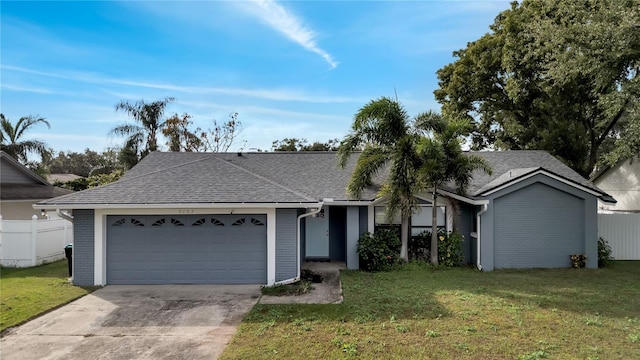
top-left (260, 262), bottom-right (345, 305)
top-left (0, 285), bottom-right (261, 360)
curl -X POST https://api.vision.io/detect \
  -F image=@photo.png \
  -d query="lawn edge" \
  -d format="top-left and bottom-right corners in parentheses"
top-left (0, 286), bottom-right (101, 337)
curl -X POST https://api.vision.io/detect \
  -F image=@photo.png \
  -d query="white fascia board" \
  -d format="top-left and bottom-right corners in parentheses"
top-left (479, 170), bottom-right (602, 197)
top-left (35, 202), bottom-right (320, 211)
top-left (436, 190), bottom-right (489, 206)
top-left (326, 200), bottom-right (375, 206)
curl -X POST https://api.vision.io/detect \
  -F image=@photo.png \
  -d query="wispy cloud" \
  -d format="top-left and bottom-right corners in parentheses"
top-left (239, 0), bottom-right (338, 69)
top-left (1, 84), bottom-right (54, 94)
top-left (2, 64), bottom-right (356, 103)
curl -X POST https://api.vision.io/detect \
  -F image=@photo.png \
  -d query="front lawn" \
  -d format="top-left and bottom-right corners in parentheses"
top-left (222, 261), bottom-right (640, 359)
top-left (0, 260), bottom-right (95, 332)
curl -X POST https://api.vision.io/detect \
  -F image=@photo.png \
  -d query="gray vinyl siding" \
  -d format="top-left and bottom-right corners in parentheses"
top-left (1, 160), bottom-right (37, 184)
top-left (72, 209), bottom-right (95, 286)
top-left (299, 209), bottom-right (306, 270)
top-left (493, 182), bottom-right (585, 269)
top-left (276, 208), bottom-right (298, 282)
top-left (346, 207), bottom-right (360, 270)
top-left (359, 206), bottom-right (368, 236)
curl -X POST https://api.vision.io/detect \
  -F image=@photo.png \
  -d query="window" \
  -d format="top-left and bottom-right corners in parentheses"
top-left (250, 218), bottom-right (265, 226)
top-left (192, 218), bottom-right (206, 226)
top-left (411, 207), bottom-right (446, 236)
top-left (211, 218), bottom-right (225, 226)
top-left (152, 218), bottom-right (166, 227)
top-left (374, 205), bottom-right (446, 235)
top-left (170, 218), bottom-right (184, 226)
top-left (232, 218), bottom-right (245, 226)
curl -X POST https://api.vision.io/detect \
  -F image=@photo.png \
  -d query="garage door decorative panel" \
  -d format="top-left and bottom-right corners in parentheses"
top-left (107, 215), bottom-right (267, 285)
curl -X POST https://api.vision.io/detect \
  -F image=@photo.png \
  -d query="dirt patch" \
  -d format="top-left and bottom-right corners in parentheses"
top-left (260, 268), bottom-right (343, 305)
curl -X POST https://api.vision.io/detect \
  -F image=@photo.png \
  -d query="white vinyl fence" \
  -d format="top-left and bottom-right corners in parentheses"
top-left (598, 213), bottom-right (640, 260)
top-left (0, 215), bottom-right (73, 267)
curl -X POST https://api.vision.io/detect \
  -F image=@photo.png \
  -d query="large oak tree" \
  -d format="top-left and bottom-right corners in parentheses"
top-left (435, 0), bottom-right (639, 177)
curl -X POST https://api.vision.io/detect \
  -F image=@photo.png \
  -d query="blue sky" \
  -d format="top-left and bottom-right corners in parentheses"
top-left (1, 0), bottom-right (510, 157)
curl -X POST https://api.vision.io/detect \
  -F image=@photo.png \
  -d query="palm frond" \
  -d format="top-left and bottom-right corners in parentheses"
top-left (347, 146), bottom-right (389, 198)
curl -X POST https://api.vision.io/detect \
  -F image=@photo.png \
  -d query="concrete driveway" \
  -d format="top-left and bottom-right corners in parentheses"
top-left (0, 285), bottom-right (261, 360)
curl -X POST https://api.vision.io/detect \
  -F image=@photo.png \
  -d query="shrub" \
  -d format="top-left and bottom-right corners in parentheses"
top-left (437, 230), bottom-right (465, 267)
top-left (598, 236), bottom-right (614, 268)
top-left (413, 229), bottom-right (465, 267)
top-left (408, 232), bottom-right (430, 261)
top-left (357, 229), bottom-right (401, 272)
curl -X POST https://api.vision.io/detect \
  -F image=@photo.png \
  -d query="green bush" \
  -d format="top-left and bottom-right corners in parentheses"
top-left (414, 229), bottom-right (465, 267)
top-left (357, 229), bottom-right (401, 272)
top-left (437, 230), bottom-right (465, 267)
top-left (598, 236), bottom-right (614, 268)
top-left (408, 232), bottom-right (430, 261)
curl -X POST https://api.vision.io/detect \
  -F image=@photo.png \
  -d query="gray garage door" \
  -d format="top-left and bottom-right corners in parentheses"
top-left (106, 214), bottom-right (267, 284)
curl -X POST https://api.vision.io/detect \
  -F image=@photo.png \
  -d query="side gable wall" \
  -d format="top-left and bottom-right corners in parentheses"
top-left (593, 157), bottom-right (640, 212)
top-left (1, 160), bottom-right (40, 184)
top-left (479, 174), bottom-right (597, 271)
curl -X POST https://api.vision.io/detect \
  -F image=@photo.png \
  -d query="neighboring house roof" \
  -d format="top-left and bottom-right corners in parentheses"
top-left (1, 184), bottom-right (74, 200)
top-left (1, 151), bottom-right (74, 200)
top-left (590, 156), bottom-right (638, 211)
top-left (36, 150), bottom-right (613, 208)
top-left (47, 173), bottom-right (82, 183)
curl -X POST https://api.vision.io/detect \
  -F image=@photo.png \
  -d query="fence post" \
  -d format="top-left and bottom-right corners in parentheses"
top-left (31, 215), bottom-right (38, 266)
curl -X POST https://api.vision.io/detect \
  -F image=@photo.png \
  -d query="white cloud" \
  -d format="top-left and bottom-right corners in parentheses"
top-left (238, 0), bottom-right (338, 69)
top-left (1, 84), bottom-right (54, 94)
top-left (2, 65), bottom-right (356, 103)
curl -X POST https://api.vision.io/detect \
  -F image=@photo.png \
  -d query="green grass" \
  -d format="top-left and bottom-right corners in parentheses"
top-left (222, 261), bottom-right (640, 359)
top-left (0, 260), bottom-right (96, 332)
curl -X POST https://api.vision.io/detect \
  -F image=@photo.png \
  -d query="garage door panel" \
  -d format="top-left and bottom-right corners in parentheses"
top-left (107, 215), bottom-right (267, 284)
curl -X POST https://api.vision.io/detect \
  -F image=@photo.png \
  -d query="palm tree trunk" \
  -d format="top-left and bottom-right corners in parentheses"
top-left (400, 215), bottom-right (409, 261)
top-left (430, 189), bottom-right (439, 265)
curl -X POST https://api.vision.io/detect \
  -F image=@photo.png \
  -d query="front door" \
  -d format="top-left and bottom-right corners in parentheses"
top-left (305, 207), bottom-right (329, 259)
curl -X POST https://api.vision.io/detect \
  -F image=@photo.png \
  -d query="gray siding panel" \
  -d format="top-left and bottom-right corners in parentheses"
top-left (358, 206), bottom-right (368, 236)
top-left (72, 209), bottom-right (95, 286)
top-left (1, 160), bottom-right (38, 184)
top-left (276, 209), bottom-right (298, 282)
top-left (493, 182), bottom-right (584, 269)
top-left (346, 207), bottom-right (360, 270)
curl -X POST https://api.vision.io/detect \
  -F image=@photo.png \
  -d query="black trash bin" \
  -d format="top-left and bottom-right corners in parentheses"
top-left (64, 244), bottom-right (73, 277)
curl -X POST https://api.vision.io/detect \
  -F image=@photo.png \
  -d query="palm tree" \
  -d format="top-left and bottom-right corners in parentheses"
top-left (338, 97), bottom-right (423, 261)
top-left (416, 112), bottom-right (492, 265)
top-left (110, 97), bottom-right (175, 162)
top-left (0, 113), bottom-right (51, 163)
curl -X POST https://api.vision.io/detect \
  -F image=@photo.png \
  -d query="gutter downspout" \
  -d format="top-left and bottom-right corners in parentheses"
top-left (476, 203), bottom-right (488, 271)
top-left (274, 202), bottom-right (324, 285)
top-left (56, 209), bottom-right (74, 223)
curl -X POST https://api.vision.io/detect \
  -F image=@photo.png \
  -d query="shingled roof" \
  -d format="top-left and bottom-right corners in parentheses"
top-left (36, 150), bottom-right (612, 207)
top-left (1, 151), bottom-right (74, 200)
top-left (37, 152), bottom-right (378, 206)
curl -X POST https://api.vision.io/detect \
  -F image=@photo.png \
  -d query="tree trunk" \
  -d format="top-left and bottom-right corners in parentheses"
top-left (400, 215), bottom-right (409, 261)
top-left (430, 189), bottom-right (439, 265)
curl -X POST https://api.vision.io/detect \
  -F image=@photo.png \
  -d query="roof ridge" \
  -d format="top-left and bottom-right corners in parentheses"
top-left (212, 157), bottom-right (318, 202)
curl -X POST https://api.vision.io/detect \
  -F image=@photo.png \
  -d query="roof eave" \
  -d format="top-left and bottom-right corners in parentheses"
top-left (34, 202), bottom-right (323, 210)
